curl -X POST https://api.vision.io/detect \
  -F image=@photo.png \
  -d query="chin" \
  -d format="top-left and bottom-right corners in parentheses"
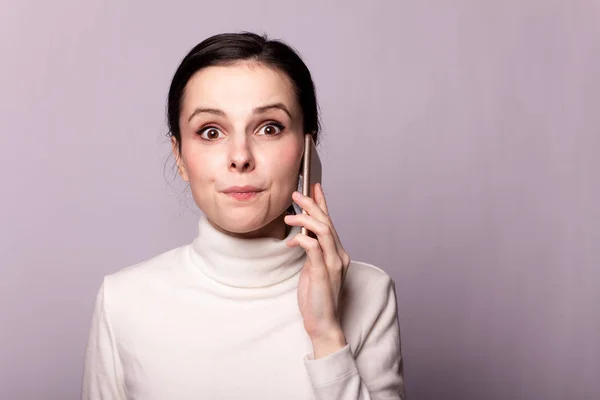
top-left (205, 206), bottom-right (285, 237)
top-left (219, 219), bottom-right (262, 234)
top-left (211, 208), bottom-right (276, 235)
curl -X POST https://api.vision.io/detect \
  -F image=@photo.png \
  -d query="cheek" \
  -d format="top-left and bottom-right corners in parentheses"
top-left (183, 146), bottom-right (219, 211)
top-left (270, 142), bottom-right (303, 184)
top-left (182, 144), bottom-right (215, 184)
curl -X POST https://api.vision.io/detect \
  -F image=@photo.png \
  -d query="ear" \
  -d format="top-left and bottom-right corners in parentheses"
top-left (171, 137), bottom-right (189, 182)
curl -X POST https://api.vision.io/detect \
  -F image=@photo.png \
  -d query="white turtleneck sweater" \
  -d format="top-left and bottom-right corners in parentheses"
top-left (82, 216), bottom-right (406, 399)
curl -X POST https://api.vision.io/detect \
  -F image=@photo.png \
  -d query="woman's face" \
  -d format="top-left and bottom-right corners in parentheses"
top-left (173, 62), bottom-right (305, 238)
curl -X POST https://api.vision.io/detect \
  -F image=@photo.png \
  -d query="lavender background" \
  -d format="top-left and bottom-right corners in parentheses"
top-left (1, 1), bottom-right (598, 399)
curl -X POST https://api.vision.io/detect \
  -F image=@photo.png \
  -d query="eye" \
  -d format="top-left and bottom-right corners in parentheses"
top-left (257, 122), bottom-right (285, 136)
top-left (198, 126), bottom-right (224, 140)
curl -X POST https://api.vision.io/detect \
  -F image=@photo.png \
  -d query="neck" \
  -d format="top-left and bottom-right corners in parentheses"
top-left (188, 214), bottom-right (305, 289)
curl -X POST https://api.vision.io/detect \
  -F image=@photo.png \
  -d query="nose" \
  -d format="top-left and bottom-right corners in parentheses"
top-left (227, 135), bottom-right (255, 173)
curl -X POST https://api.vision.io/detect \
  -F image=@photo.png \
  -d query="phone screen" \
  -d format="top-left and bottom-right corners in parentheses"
top-left (301, 134), bottom-right (322, 236)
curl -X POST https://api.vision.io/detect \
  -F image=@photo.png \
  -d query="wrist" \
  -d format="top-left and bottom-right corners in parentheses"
top-left (310, 328), bottom-right (347, 359)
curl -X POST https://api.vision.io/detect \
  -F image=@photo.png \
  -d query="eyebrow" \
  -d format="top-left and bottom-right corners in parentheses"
top-left (187, 102), bottom-right (293, 123)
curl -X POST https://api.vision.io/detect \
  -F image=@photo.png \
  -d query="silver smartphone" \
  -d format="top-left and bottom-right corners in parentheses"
top-left (301, 133), bottom-right (322, 236)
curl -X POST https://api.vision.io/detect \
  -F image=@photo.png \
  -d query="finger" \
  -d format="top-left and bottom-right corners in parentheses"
top-left (293, 190), bottom-right (345, 256)
top-left (293, 191), bottom-right (328, 222)
top-left (290, 232), bottom-right (346, 312)
top-left (288, 233), bottom-right (329, 278)
top-left (285, 214), bottom-right (341, 269)
top-left (314, 183), bottom-right (329, 215)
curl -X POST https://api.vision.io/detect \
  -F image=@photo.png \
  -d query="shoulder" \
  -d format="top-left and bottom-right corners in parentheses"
top-left (341, 260), bottom-right (398, 319)
top-left (98, 245), bottom-right (188, 312)
top-left (339, 260), bottom-right (400, 345)
top-left (88, 245), bottom-right (189, 345)
top-left (105, 245), bottom-right (185, 284)
top-left (345, 259), bottom-right (396, 295)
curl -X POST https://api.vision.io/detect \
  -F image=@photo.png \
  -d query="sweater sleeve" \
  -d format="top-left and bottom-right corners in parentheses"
top-left (82, 278), bottom-right (128, 400)
top-left (303, 276), bottom-right (406, 399)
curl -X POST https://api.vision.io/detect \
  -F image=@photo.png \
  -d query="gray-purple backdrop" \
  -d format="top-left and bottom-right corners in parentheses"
top-left (1, 1), bottom-right (598, 399)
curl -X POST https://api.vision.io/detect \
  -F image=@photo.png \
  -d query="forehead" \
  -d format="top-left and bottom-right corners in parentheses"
top-left (181, 62), bottom-right (299, 118)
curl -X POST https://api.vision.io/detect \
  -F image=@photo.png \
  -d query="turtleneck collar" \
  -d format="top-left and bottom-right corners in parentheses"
top-left (188, 215), bottom-right (306, 289)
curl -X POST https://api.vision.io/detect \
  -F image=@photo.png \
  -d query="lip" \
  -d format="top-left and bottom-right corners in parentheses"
top-left (221, 185), bottom-right (264, 201)
top-left (222, 185), bottom-right (264, 194)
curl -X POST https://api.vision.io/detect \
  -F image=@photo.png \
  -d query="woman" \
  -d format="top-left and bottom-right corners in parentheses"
top-left (82, 32), bottom-right (406, 400)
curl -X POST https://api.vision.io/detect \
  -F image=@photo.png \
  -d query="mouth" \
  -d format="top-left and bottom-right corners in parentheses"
top-left (221, 186), bottom-right (264, 201)
top-left (226, 192), bottom-right (260, 201)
